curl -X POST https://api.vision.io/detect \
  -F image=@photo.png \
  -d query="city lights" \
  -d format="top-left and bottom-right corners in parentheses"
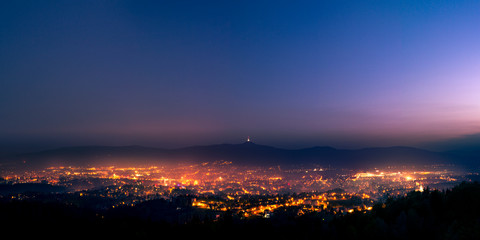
top-left (0, 161), bottom-right (466, 218)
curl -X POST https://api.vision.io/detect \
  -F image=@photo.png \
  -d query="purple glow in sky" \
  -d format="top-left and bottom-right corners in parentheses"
top-left (0, 0), bottom-right (479, 149)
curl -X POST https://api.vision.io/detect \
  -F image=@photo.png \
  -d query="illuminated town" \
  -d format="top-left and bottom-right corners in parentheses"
top-left (0, 161), bottom-right (472, 220)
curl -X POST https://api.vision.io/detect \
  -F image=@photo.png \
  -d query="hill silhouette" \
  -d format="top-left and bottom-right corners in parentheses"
top-left (4, 141), bottom-right (462, 170)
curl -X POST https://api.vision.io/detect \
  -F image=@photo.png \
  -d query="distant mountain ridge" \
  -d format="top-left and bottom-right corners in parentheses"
top-left (4, 141), bottom-right (473, 170)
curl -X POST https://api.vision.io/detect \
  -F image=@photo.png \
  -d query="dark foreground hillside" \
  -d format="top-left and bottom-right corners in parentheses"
top-left (1, 182), bottom-right (480, 239)
top-left (331, 182), bottom-right (480, 239)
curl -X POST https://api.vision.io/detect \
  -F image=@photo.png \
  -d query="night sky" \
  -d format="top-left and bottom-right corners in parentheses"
top-left (1, 1), bottom-right (479, 150)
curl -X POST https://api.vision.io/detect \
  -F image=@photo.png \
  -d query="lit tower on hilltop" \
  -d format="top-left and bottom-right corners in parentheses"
top-left (244, 136), bottom-right (254, 144)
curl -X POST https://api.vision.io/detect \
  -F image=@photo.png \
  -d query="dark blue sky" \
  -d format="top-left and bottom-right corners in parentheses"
top-left (1, 1), bottom-right (479, 150)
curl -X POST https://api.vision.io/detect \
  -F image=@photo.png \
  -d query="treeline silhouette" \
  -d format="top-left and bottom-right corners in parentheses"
top-left (1, 182), bottom-right (480, 239)
top-left (330, 182), bottom-right (480, 239)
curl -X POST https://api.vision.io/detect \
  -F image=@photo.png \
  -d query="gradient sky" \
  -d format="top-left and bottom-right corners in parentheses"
top-left (1, 0), bottom-right (479, 150)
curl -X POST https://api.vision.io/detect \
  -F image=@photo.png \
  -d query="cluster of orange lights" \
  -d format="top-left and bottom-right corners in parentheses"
top-left (192, 192), bottom-right (374, 217)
